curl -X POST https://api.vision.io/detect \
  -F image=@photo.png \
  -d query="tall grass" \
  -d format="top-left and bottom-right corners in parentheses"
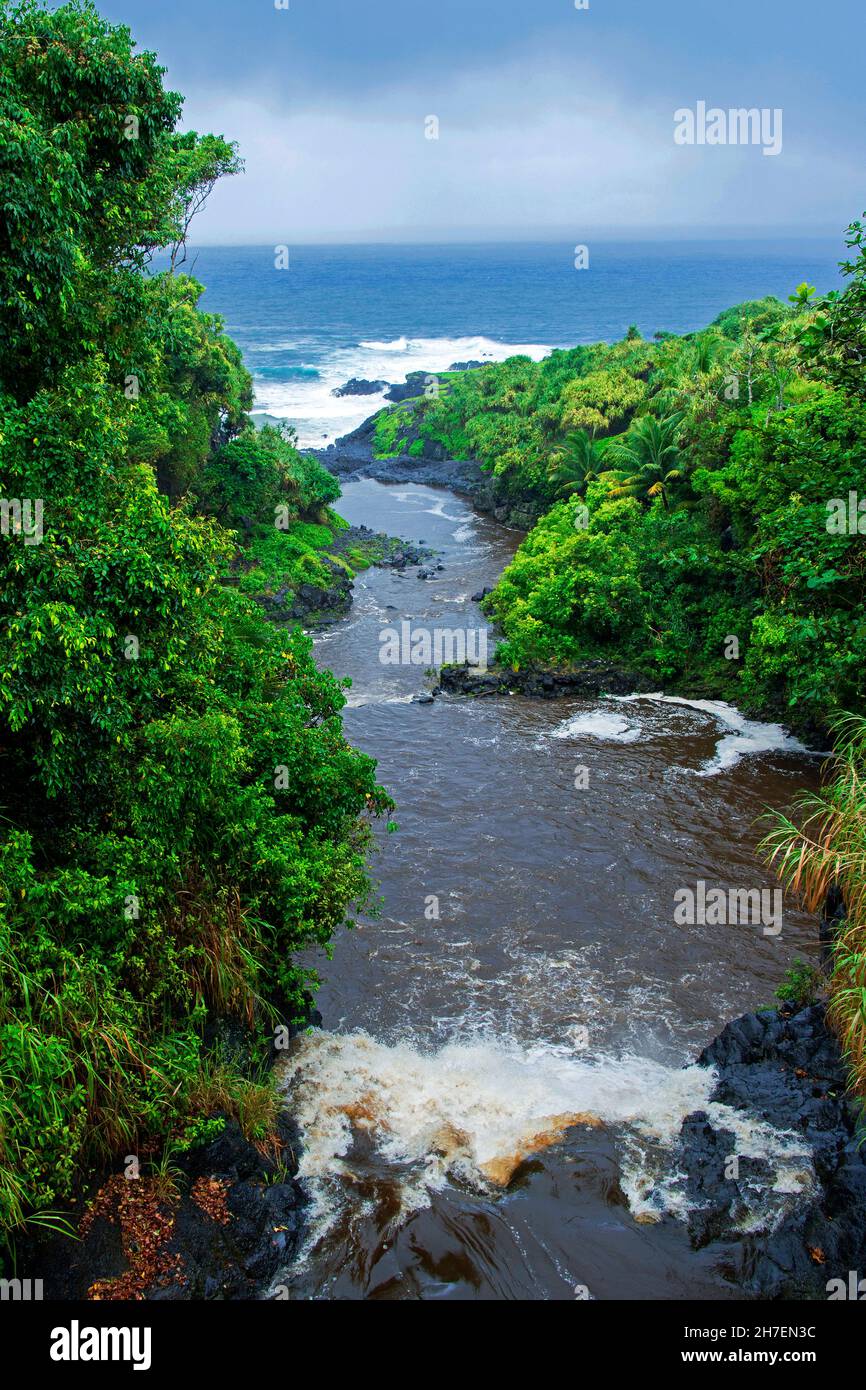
top-left (760, 713), bottom-right (866, 1095)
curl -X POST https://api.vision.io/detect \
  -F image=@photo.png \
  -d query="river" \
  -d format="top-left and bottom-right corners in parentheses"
top-left (275, 478), bottom-right (821, 1301)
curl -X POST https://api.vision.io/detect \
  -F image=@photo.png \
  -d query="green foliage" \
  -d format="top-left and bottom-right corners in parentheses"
top-left (195, 426), bottom-right (339, 530)
top-left (0, 0), bottom-right (241, 400)
top-left (372, 402), bottom-right (417, 458)
top-left (605, 412), bottom-right (686, 509)
top-left (803, 213), bottom-right (866, 400)
top-left (761, 715), bottom-right (866, 1095)
top-left (0, 0), bottom-right (390, 1245)
top-left (451, 233), bottom-right (866, 732)
top-left (774, 958), bottom-right (825, 1010)
top-left (546, 429), bottom-right (606, 499)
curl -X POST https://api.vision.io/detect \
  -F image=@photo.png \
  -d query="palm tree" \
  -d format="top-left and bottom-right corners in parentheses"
top-left (604, 412), bottom-right (686, 510)
top-left (546, 429), bottom-right (604, 498)
top-left (691, 331), bottom-right (731, 375)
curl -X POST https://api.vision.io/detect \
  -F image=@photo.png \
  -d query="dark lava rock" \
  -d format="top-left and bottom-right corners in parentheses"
top-left (332, 377), bottom-right (388, 397)
top-left (24, 1112), bottom-right (308, 1302)
top-left (448, 359), bottom-right (485, 371)
top-left (438, 660), bottom-right (658, 700)
top-left (312, 421), bottom-right (491, 497)
top-left (471, 586), bottom-right (494, 602)
top-left (257, 556), bottom-right (353, 627)
top-left (385, 371), bottom-right (432, 403)
top-left (674, 1003), bottom-right (866, 1298)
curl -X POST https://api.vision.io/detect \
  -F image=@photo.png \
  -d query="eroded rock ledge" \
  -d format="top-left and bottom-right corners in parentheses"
top-left (675, 1003), bottom-right (866, 1299)
top-left (437, 660), bottom-right (659, 700)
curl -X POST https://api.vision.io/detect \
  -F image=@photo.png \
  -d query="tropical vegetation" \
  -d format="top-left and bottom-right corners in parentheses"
top-left (0, 0), bottom-right (389, 1248)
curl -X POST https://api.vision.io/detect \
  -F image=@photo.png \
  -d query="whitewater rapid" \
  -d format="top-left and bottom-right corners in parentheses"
top-left (250, 334), bottom-right (551, 445)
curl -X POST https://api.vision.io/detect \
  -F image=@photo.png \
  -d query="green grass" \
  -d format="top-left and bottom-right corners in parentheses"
top-left (762, 714), bottom-right (866, 1097)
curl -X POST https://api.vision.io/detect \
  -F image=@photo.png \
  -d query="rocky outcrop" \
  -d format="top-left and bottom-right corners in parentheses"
top-left (385, 371), bottom-right (431, 403)
top-left (23, 1003), bottom-right (324, 1302)
top-left (438, 660), bottom-right (658, 700)
top-left (254, 528), bottom-right (434, 628)
top-left (314, 426), bottom-right (489, 494)
top-left (675, 1003), bottom-right (866, 1299)
top-left (332, 377), bottom-right (387, 397)
top-left (27, 1112), bottom-right (308, 1301)
top-left (256, 555), bottom-right (353, 626)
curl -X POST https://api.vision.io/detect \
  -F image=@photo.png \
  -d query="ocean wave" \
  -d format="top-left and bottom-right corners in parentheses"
top-left (251, 334), bottom-right (552, 446)
top-left (358, 334), bottom-right (550, 360)
top-left (253, 364), bottom-right (322, 381)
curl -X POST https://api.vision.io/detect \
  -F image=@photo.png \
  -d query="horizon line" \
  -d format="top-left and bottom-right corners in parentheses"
top-left (181, 230), bottom-right (845, 250)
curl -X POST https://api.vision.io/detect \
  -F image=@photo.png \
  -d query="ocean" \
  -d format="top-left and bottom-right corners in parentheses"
top-left (183, 239), bottom-right (844, 447)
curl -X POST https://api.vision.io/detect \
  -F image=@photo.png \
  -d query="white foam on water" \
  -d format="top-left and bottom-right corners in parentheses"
top-left (625, 1096), bottom-right (815, 1226)
top-left (611, 693), bottom-right (811, 775)
top-left (252, 335), bottom-right (551, 446)
top-left (357, 334), bottom-right (550, 360)
top-left (278, 1029), bottom-right (817, 1267)
top-left (343, 691), bottom-right (418, 709)
top-left (551, 710), bottom-right (642, 743)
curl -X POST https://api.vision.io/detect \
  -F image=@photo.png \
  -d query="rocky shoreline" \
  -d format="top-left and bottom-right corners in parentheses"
top-left (27, 995), bottom-right (863, 1301)
top-left (311, 411), bottom-right (542, 531)
top-left (253, 524), bottom-right (434, 628)
top-left (437, 659), bottom-right (660, 700)
top-left (674, 1001), bottom-right (866, 1299)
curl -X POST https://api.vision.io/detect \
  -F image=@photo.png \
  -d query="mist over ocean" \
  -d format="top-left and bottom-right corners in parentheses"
top-left (184, 239), bottom-right (845, 446)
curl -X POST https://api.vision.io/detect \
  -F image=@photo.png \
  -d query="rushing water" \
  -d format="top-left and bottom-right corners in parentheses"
top-left (274, 478), bottom-right (822, 1301)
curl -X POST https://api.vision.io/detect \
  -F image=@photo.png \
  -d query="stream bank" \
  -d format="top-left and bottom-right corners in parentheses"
top-left (22, 473), bottom-right (866, 1302)
top-left (314, 414), bottom-right (542, 530)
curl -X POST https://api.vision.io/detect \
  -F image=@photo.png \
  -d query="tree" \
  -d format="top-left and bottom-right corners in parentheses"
top-left (546, 429), bottom-right (604, 498)
top-left (690, 330), bottom-right (732, 376)
top-left (605, 412), bottom-right (687, 509)
top-left (806, 214), bottom-right (866, 399)
top-left (0, 0), bottom-right (239, 398)
top-left (167, 132), bottom-right (243, 272)
top-left (0, 0), bottom-right (389, 1244)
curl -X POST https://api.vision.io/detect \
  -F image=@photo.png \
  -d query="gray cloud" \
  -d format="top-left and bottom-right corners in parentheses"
top-left (182, 46), bottom-right (859, 243)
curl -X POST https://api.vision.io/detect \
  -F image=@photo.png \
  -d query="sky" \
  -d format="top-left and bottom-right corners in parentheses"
top-left (98, 0), bottom-right (864, 243)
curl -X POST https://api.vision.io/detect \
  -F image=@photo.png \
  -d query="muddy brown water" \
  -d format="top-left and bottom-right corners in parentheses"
top-left (275, 478), bottom-right (822, 1301)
